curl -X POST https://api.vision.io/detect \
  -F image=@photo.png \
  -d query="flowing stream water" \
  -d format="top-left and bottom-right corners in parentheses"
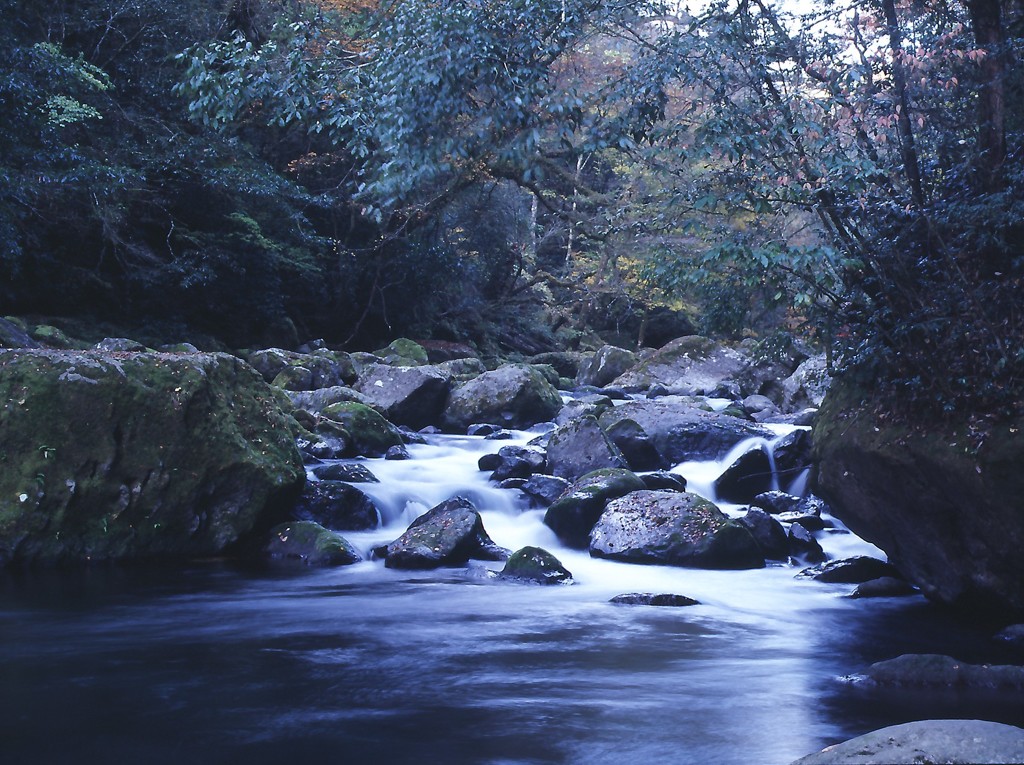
top-left (2, 423), bottom-right (1022, 765)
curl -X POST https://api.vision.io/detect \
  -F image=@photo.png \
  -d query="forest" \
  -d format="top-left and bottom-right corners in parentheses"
top-left (1, 0), bottom-right (1021, 418)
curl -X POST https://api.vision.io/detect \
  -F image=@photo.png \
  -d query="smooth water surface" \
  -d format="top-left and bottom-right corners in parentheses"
top-left (2, 431), bottom-right (1021, 765)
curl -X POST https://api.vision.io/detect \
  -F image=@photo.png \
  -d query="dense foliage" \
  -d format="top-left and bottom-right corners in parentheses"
top-left (1, 0), bottom-right (1020, 414)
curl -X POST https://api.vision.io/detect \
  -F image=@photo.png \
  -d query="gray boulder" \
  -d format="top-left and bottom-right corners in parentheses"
top-left (576, 344), bottom-right (637, 388)
top-left (354, 363), bottom-right (452, 429)
top-left (487, 445), bottom-right (547, 481)
top-left (788, 524), bottom-right (825, 562)
top-left (606, 418), bottom-right (669, 471)
top-left (590, 490), bottom-right (765, 569)
top-left (790, 719), bottom-right (1024, 765)
top-left (599, 398), bottom-right (774, 463)
top-left (782, 354), bottom-right (831, 411)
top-left (544, 468), bottom-right (646, 548)
top-left (612, 336), bottom-right (748, 394)
top-left (383, 496), bottom-right (507, 569)
top-left (442, 364), bottom-right (562, 431)
top-left (546, 415), bottom-right (629, 481)
top-left (850, 577), bottom-right (918, 599)
top-left (319, 401), bottom-right (404, 458)
top-left (311, 463), bottom-right (379, 483)
top-left (520, 475), bottom-right (571, 507)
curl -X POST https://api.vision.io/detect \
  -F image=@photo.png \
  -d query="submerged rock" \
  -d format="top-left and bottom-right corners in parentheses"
top-left (0, 350), bottom-right (305, 565)
top-left (790, 719), bottom-right (1024, 765)
top-left (265, 521), bottom-right (362, 566)
top-left (383, 496), bottom-right (507, 569)
top-left (589, 490), bottom-right (765, 569)
top-left (860, 653), bottom-right (1024, 690)
top-left (498, 546), bottom-right (573, 584)
top-left (799, 556), bottom-right (900, 584)
top-left (610, 593), bottom-right (700, 607)
top-left (850, 577), bottom-right (918, 599)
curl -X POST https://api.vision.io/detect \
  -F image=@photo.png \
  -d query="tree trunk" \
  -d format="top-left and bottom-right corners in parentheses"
top-left (968, 0), bottom-right (1007, 194)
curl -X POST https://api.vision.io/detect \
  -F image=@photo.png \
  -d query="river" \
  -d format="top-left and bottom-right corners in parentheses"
top-left (2, 427), bottom-right (1021, 764)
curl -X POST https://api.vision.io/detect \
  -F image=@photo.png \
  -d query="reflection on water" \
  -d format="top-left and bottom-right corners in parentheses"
top-left (2, 431), bottom-right (1023, 765)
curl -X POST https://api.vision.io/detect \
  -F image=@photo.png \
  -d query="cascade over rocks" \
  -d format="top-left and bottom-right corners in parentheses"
top-left (814, 378), bottom-right (1024, 614)
top-left (590, 490), bottom-right (764, 569)
top-left (599, 398), bottom-right (774, 464)
top-left (382, 496), bottom-right (507, 569)
top-left (441, 364), bottom-right (562, 432)
top-left (0, 350), bottom-right (305, 565)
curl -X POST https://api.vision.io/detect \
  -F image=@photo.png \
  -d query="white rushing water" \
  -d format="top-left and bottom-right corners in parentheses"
top-left (8, 410), bottom-right (981, 765)
top-left (317, 420), bottom-right (886, 616)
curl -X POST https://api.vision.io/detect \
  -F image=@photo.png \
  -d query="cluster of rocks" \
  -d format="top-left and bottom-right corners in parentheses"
top-left (0, 325), bottom-right (869, 586)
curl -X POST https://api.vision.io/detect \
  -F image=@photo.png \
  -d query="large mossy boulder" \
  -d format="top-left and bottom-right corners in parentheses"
top-left (599, 398), bottom-right (773, 464)
top-left (589, 490), bottom-right (765, 569)
top-left (611, 336), bottom-right (748, 394)
top-left (353, 363), bottom-right (452, 429)
top-left (543, 468), bottom-right (646, 548)
top-left (814, 378), bottom-right (1024, 614)
top-left (0, 350), bottom-right (305, 565)
top-left (441, 363), bottom-right (562, 431)
top-left (382, 496), bottom-right (506, 569)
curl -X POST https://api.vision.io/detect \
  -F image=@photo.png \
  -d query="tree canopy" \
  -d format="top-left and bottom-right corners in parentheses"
top-left (2, 0), bottom-right (1021, 413)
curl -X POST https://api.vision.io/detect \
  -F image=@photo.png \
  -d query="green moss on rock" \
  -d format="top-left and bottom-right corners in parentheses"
top-left (320, 401), bottom-right (403, 457)
top-left (265, 521), bottom-right (362, 566)
top-left (0, 350), bottom-right (305, 565)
